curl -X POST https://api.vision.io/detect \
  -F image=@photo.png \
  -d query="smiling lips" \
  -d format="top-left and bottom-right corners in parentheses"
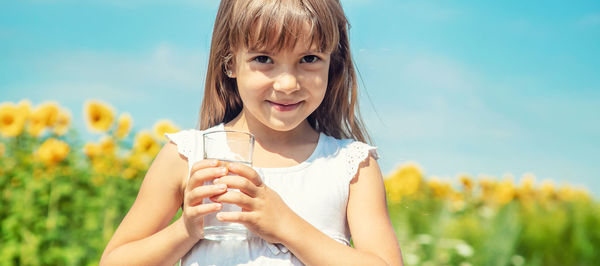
top-left (268, 100), bottom-right (301, 111)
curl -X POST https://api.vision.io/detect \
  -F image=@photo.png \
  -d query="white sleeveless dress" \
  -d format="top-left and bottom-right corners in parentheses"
top-left (165, 124), bottom-right (378, 266)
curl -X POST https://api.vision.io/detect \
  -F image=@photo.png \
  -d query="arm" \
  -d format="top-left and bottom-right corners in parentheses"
top-left (278, 155), bottom-right (403, 265)
top-left (99, 142), bottom-right (227, 265)
top-left (345, 155), bottom-right (404, 265)
top-left (214, 156), bottom-right (403, 266)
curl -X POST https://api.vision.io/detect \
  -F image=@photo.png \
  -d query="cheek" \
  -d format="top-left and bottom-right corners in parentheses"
top-left (236, 85), bottom-right (258, 106)
top-left (236, 75), bottom-right (267, 104)
top-left (237, 67), bottom-right (270, 88)
top-left (313, 72), bottom-right (329, 100)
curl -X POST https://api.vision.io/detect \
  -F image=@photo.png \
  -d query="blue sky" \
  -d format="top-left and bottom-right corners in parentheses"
top-left (1, 1), bottom-right (599, 194)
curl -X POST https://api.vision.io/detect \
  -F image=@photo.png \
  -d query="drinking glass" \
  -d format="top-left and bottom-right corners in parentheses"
top-left (197, 130), bottom-right (254, 241)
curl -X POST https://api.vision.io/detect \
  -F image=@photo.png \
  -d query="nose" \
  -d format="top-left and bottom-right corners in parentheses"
top-left (273, 71), bottom-right (299, 93)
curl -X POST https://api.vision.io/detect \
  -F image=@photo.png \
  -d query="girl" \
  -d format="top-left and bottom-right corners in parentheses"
top-left (100, 0), bottom-right (403, 265)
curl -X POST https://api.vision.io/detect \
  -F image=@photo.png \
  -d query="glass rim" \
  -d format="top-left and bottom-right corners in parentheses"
top-left (202, 129), bottom-right (255, 142)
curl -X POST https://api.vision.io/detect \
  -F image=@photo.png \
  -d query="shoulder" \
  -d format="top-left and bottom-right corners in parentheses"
top-left (146, 135), bottom-right (192, 195)
top-left (318, 134), bottom-right (379, 182)
top-left (164, 124), bottom-right (224, 161)
top-left (164, 129), bottom-right (200, 160)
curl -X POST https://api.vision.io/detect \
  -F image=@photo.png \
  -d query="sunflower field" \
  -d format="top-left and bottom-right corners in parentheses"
top-left (1, 99), bottom-right (599, 266)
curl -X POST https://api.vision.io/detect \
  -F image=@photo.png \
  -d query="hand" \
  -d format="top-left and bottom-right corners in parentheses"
top-left (210, 162), bottom-right (294, 244)
top-left (182, 159), bottom-right (229, 239)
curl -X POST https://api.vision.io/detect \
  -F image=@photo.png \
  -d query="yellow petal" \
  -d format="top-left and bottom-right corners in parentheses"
top-left (387, 162), bottom-right (423, 197)
top-left (26, 101), bottom-right (61, 137)
top-left (127, 152), bottom-right (151, 169)
top-left (35, 101), bottom-right (60, 127)
top-left (18, 100), bottom-right (32, 118)
top-left (428, 177), bottom-right (451, 198)
top-left (153, 119), bottom-right (180, 141)
top-left (52, 108), bottom-right (72, 136)
top-left (99, 136), bottom-right (116, 155)
top-left (458, 174), bottom-right (474, 191)
top-left (84, 100), bottom-right (115, 133)
top-left (0, 102), bottom-right (28, 137)
top-left (134, 131), bottom-right (160, 157)
top-left (494, 179), bottom-right (515, 205)
top-left (36, 138), bottom-right (70, 166)
top-left (83, 142), bottom-right (101, 158)
top-left (115, 113), bottom-right (133, 139)
top-left (123, 167), bottom-right (138, 179)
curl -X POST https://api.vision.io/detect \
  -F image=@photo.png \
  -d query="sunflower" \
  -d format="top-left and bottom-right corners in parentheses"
top-left (18, 100), bottom-right (32, 117)
top-left (27, 102), bottom-right (61, 137)
top-left (384, 175), bottom-right (403, 203)
top-left (27, 111), bottom-right (47, 137)
top-left (449, 191), bottom-right (466, 212)
top-left (91, 157), bottom-right (110, 174)
top-left (99, 136), bottom-right (116, 155)
top-left (127, 152), bottom-right (151, 170)
top-left (115, 113), bottom-right (133, 139)
top-left (153, 119), bottom-right (180, 141)
top-left (27, 116), bottom-right (46, 137)
top-left (384, 162), bottom-right (424, 202)
top-left (36, 138), bottom-right (70, 166)
top-left (494, 179), bottom-right (516, 205)
top-left (122, 167), bottom-right (138, 180)
top-left (427, 177), bottom-right (452, 199)
top-left (52, 108), bottom-right (71, 136)
top-left (516, 173), bottom-right (536, 201)
top-left (556, 185), bottom-right (589, 202)
top-left (458, 174), bottom-right (474, 192)
top-left (134, 131), bottom-right (160, 157)
top-left (0, 101), bottom-right (29, 137)
top-left (84, 100), bottom-right (115, 133)
top-left (0, 142), bottom-right (5, 157)
top-left (37, 102), bottom-right (60, 127)
top-left (83, 142), bottom-right (101, 158)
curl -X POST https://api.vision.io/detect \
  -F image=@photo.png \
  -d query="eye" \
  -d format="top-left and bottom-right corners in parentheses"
top-left (300, 55), bottom-right (320, 63)
top-left (253, 56), bottom-right (273, 64)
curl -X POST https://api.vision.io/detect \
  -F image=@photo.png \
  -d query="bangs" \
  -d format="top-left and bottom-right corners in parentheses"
top-left (230, 0), bottom-right (340, 53)
top-left (203, 0), bottom-right (367, 142)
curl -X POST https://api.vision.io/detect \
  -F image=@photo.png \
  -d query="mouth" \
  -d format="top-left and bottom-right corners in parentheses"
top-left (267, 100), bottom-right (302, 112)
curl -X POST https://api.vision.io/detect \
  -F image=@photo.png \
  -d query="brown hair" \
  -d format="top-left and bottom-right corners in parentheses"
top-left (199, 0), bottom-right (371, 143)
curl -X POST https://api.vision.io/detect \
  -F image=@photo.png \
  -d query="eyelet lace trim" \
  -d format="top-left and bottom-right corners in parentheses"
top-left (345, 141), bottom-right (378, 182)
top-left (165, 130), bottom-right (194, 160)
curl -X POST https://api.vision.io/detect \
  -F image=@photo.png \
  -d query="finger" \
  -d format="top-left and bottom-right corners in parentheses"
top-left (190, 159), bottom-right (219, 174)
top-left (214, 175), bottom-right (259, 197)
top-left (225, 162), bottom-right (263, 187)
top-left (216, 211), bottom-right (253, 224)
top-left (210, 190), bottom-right (255, 210)
top-left (187, 166), bottom-right (228, 191)
top-left (185, 183), bottom-right (228, 206)
top-left (185, 202), bottom-right (222, 218)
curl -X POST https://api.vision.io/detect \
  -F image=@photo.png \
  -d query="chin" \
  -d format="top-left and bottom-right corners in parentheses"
top-left (263, 119), bottom-right (305, 132)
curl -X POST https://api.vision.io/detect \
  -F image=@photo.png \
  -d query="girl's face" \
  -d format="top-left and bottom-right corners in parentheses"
top-left (231, 38), bottom-right (331, 132)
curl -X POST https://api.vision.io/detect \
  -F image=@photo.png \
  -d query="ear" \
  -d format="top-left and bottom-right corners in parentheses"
top-left (227, 69), bottom-right (236, 78)
top-left (225, 54), bottom-right (237, 78)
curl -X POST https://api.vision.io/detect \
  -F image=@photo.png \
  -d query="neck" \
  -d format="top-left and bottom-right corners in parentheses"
top-left (224, 110), bottom-right (318, 146)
